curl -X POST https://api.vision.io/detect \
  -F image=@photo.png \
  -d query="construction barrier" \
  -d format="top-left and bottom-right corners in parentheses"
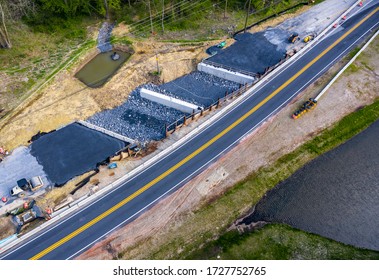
top-left (165, 83), bottom-right (252, 136)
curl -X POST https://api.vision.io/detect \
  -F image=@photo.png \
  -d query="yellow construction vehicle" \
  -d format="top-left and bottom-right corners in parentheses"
top-left (303, 33), bottom-right (316, 43)
top-left (292, 98), bottom-right (317, 119)
top-left (288, 32), bottom-right (300, 43)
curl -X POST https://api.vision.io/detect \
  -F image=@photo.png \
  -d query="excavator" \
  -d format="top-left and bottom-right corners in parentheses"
top-left (288, 32), bottom-right (300, 43)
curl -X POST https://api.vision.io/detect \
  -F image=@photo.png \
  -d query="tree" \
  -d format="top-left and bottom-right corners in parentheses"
top-left (0, 1), bottom-right (11, 48)
top-left (161, 0), bottom-right (164, 33)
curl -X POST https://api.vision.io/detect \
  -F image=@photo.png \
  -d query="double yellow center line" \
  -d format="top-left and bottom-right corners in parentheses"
top-left (30, 7), bottom-right (379, 260)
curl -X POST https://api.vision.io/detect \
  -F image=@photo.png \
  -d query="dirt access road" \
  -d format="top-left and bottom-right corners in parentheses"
top-left (77, 33), bottom-right (379, 260)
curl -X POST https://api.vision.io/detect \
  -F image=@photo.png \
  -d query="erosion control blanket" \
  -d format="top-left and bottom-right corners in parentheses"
top-left (31, 123), bottom-right (126, 186)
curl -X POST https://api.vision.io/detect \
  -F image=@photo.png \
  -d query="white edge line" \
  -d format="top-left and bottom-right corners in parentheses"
top-left (315, 28), bottom-right (379, 101)
top-left (0, 0), bottom-right (369, 258)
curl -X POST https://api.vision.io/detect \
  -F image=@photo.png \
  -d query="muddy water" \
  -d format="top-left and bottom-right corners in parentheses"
top-left (245, 120), bottom-right (379, 251)
top-left (75, 51), bottom-right (131, 87)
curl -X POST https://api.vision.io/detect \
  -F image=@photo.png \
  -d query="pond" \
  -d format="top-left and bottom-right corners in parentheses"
top-left (75, 51), bottom-right (131, 88)
top-left (243, 120), bottom-right (379, 251)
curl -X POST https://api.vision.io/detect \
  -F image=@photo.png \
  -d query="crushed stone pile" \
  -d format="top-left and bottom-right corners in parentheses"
top-left (87, 87), bottom-right (184, 142)
top-left (146, 71), bottom-right (241, 107)
top-left (0, 146), bottom-right (49, 199)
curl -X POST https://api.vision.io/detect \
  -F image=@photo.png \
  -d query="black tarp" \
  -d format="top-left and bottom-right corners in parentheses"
top-left (206, 32), bottom-right (287, 74)
top-left (31, 123), bottom-right (126, 186)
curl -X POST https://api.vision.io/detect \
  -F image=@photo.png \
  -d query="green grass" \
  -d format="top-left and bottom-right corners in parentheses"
top-left (0, 19), bottom-right (95, 120)
top-left (128, 0), bottom-right (310, 41)
top-left (190, 224), bottom-right (379, 260)
top-left (0, 17), bottom-right (97, 117)
top-left (346, 63), bottom-right (360, 73)
top-left (127, 98), bottom-right (379, 260)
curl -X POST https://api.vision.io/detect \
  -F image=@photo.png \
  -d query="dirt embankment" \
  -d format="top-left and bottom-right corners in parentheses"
top-left (0, 37), bottom-right (209, 151)
top-left (77, 36), bottom-right (379, 260)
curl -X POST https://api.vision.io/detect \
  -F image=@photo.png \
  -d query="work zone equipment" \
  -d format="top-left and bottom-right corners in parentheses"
top-left (288, 32), bottom-right (300, 43)
top-left (292, 98), bottom-right (317, 119)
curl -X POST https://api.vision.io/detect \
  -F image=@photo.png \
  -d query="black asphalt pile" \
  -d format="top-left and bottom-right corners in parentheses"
top-left (244, 120), bottom-right (379, 251)
top-left (206, 31), bottom-right (287, 74)
top-left (146, 71), bottom-right (240, 107)
top-left (98, 22), bottom-right (115, 53)
top-left (87, 87), bottom-right (184, 142)
top-left (30, 123), bottom-right (126, 186)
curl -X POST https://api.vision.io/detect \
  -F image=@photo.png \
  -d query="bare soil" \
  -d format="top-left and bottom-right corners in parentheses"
top-left (76, 36), bottom-right (379, 260)
top-left (0, 217), bottom-right (16, 240)
top-left (0, 40), bottom-right (208, 151)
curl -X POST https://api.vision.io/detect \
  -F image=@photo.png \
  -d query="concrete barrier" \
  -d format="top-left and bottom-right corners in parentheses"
top-left (77, 120), bottom-right (135, 144)
top-left (197, 62), bottom-right (256, 84)
top-left (315, 29), bottom-right (379, 101)
top-left (140, 88), bottom-right (202, 114)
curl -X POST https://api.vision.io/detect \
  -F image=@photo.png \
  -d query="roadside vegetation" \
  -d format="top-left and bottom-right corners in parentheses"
top-left (0, 0), bottom-right (313, 121)
top-left (189, 224), bottom-right (379, 260)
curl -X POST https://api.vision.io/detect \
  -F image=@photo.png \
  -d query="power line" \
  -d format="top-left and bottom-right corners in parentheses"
top-left (132, 1), bottom-right (219, 35)
top-left (129, 0), bottom-right (203, 29)
top-left (130, 0), bottom-right (207, 32)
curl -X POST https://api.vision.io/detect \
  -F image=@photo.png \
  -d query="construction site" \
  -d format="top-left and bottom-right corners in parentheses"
top-left (1, 0), bottom-right (378, 260)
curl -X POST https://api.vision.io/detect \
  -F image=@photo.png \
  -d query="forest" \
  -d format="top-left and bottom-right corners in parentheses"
top-left (0, 0), bottom-right (306, 48)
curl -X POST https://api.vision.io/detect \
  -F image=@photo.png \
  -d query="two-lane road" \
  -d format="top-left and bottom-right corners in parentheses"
top-left (2, 3), bottom-right (379, 260)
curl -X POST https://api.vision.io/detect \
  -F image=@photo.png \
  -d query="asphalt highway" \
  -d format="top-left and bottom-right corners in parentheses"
top-left (2, 3), bottom-right (379, 260)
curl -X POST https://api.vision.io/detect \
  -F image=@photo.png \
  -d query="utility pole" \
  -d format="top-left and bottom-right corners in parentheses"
top-left (224, 0), bottom-right (228, 19)
top-left (155, 53), bottom-right (160, 74)
top-left (104, 0), bottom-right (109, 20)
top-left (244, 0), bottom-right (251, 33)
top-left (147, 0), bottom-right (154, 34)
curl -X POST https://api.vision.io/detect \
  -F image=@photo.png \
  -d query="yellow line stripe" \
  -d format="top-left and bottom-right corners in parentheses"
top-left (30, 7), bottom-right (379, 260)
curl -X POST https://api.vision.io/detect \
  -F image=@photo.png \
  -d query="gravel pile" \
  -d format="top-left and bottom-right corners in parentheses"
top-left (146, 71), bottom-right (241, 107)
top-left (206, 31), bottom-right (287, 74)
top-left (264, 27), bottom-right (290, 52)
top-left (98, 22), bottom-right (115, 53)
top-left (87, 87), bottom-right (184, 142)
top-left (277, 0), bottom-right (357, 41)
top-left (0, 146), bottom-right (50, 199)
